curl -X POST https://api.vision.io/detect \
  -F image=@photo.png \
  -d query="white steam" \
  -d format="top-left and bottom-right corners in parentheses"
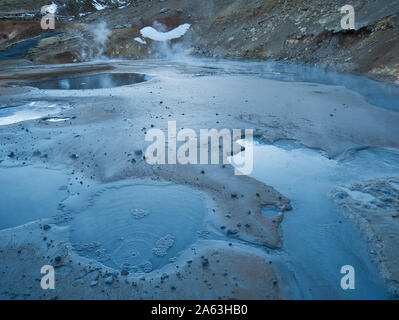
top-left (78, 21), bottom-right (112, 60)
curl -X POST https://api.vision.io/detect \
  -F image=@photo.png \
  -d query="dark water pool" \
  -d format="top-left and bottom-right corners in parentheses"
top-left (24, 72), bottom-right (148, 90)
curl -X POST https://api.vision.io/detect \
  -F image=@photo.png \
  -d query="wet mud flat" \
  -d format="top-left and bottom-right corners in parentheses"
top-left (0, 59), bottom-right (398, 299)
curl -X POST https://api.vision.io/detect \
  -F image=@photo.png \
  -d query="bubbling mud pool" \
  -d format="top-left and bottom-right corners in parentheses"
top-left (22, 72), bottom-right (149, 90)
top-left (233, 139), bottom-right (399, 299)
top-left (67, 181), bottom-right (210, 273)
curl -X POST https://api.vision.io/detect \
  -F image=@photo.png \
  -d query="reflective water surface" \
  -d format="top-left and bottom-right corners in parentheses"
top-left (24, 72), bottom-right (148, 90)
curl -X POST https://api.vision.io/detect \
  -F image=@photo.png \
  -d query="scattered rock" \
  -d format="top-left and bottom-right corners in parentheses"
top-left (121, 269), bottom-right (129, 276)
top-left (227, 229), bottom-right (239, 236)
top-left (201, 256), bottom-right (209, 268)
top-left (104, 276), bottom-right (113, 285)
top-left (161, 273), bottom-right (168, 280)
top-left (90, 280), bottom-right (98, 287)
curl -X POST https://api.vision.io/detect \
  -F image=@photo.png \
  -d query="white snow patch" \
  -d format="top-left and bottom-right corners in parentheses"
top-left (19, 13), bottom-right (35, 17)
top-left (46, 118), bottom-right (70, 123)
top-left (134, 37), bottom-right (147, 45)
top-left (92, 1), bottom-right (107, 11)
top-left (140, 23), bottom-right (191, 42)
top-left (45, 2), bottom-right (58, 14)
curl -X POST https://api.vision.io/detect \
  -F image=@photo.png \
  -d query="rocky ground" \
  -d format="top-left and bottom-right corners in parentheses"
top-left (0, 0), bottom-right (398, 82)
top-left (332, 177), bottom-right (399, 295)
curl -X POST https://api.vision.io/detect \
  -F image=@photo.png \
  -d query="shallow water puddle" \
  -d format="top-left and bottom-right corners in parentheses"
top-left (261, 206), bottom-right (281, 217)
top-left (0, 165), bottom-right (69, 230)
top-left (69, 182), bottom-right (209, 273)
top-left (0, 101), bottom-right (64, 126)
top-left (43, 116), bottom-right (72, 123)
top-left (232, 139), bottom-right (399, 299)
top-left (24, 72), bottom-right (148, 90)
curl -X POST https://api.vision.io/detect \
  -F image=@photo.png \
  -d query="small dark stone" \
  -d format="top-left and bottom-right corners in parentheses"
top-left (121, 269), bottom-right (129, 276)
top-left (227, 229), bottom-right (239, 236)
top-left (201, 257), bottom-right (209, 268)
top-left (104, 276), bottom-right (113, 285)
top-left (43, 225), bottom-right (51, 231)
top-left (161, 273), bottom-right (168, 280)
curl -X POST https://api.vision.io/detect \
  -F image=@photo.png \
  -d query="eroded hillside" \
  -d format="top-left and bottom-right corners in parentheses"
top-left (0, 0), bottom-right (398, 82)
